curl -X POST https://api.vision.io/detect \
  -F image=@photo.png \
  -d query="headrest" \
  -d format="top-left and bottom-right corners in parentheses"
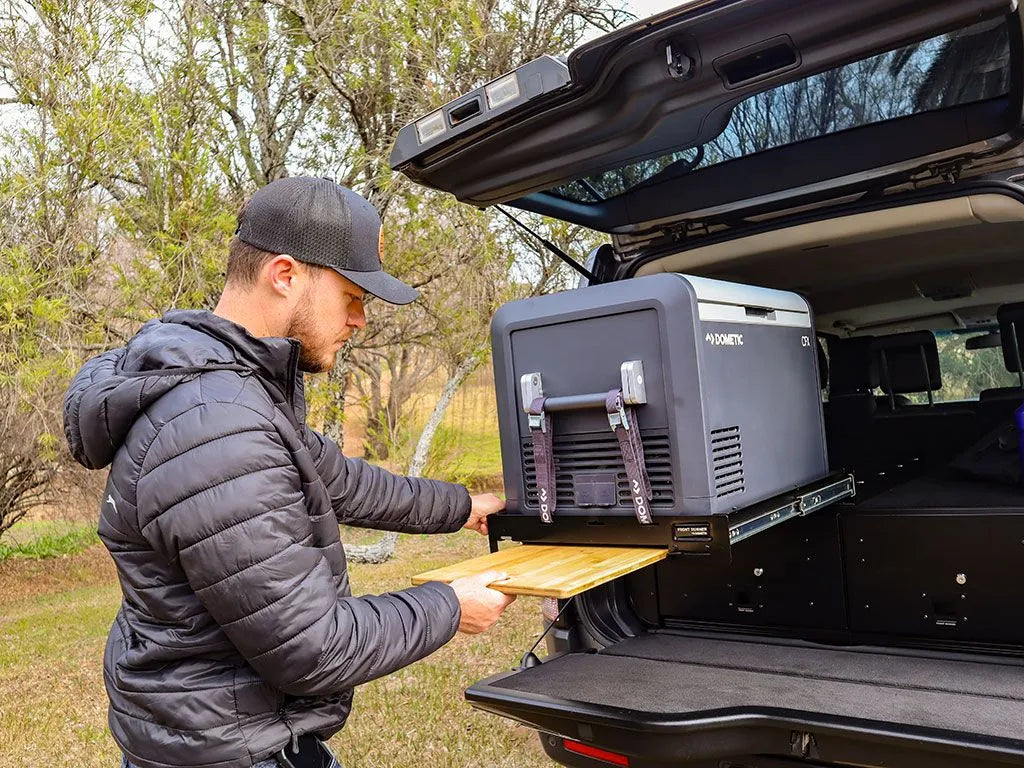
top-left (997, 302), bottom-right (1024, 373)
top-left (872, 331), bottom-right (941, 394)
top-left (829, 336), bottom-right (878, 394)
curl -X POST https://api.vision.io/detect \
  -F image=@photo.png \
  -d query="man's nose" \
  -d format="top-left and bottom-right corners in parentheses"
top-left (348, 305), bottom-right (366, 328)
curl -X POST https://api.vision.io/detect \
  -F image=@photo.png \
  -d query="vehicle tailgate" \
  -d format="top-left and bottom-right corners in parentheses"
top-left (467, 633), bottom-right (1024, 767)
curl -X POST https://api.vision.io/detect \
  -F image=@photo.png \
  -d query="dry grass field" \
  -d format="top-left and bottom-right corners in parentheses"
top-left (0, 530), bottom-right (551, 767)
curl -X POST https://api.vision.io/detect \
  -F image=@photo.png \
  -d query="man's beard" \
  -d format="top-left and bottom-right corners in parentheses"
top-left (286, 293), bottom-right (335, 374)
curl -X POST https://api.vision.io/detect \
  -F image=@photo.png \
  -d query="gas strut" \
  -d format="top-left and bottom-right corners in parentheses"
top-left (495, 206), bottom-right (597, 284)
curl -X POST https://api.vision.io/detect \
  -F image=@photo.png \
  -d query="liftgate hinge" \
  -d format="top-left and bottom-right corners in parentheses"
top-left (923, 159), bottom-right (965, 185)
top-left (666, 42), bottom-right (695, 79)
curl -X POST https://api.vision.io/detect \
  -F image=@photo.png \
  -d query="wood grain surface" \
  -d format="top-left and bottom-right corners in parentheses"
top-left (411, 544), bottom-right (667, 598)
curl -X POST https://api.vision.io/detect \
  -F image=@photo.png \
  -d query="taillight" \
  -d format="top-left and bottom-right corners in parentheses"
top-left (563, 739), bottom-right (630, 766)
top-left (541, 597), bottom-right (560, 622)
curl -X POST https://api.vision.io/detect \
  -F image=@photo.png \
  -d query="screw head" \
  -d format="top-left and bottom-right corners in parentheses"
top-left (956, 573), bottom-right (967, 585)
top-left (753, 568), bottom-right (764, 577)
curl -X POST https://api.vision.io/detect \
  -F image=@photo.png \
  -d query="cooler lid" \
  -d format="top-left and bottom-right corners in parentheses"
top-left (681, 274), bottom-right (813, 328)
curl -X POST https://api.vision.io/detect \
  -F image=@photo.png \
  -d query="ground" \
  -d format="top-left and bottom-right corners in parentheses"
top-left (0, 530), bottom-right (551, 768)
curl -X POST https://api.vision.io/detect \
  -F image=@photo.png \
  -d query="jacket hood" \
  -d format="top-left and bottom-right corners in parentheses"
top-left (63, 310), bottom-right (301, 470)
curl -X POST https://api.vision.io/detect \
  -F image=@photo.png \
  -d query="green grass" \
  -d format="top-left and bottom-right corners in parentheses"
top-left (417, 377), bottom-right (505, 492)
top-left (0, 520), bottom-right (99, 561)
top-left (0, 532), bottom-right (551, 768)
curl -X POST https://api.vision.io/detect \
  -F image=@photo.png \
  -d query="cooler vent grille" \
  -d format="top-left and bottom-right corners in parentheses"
top-left (522, 430), bottom-right (674, 508)
top-left (711, 426), bottom-right (745, 498)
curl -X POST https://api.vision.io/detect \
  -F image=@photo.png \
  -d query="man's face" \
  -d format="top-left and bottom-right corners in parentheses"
top-left (286, 266), bottom-right (366, 373)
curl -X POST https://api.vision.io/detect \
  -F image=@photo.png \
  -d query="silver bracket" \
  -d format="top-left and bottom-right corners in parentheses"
top-left (607, 403), bottom-right (629, 431)
top-left (521, 372), bottom-right (544, 412)
top-left (620, 360), bottom-right (647, 405)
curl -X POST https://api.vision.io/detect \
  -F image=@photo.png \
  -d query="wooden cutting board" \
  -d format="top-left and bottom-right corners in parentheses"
top-left (411, 544), bottom-right (667, 599)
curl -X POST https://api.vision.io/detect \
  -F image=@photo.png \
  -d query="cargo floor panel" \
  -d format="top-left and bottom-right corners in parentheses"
top-left (857, 472), bottom-right (1024, 509)
top-left (603, 634), bottom-right (1024, 699)
top-left (470, 633), bottom-right (1024, 764)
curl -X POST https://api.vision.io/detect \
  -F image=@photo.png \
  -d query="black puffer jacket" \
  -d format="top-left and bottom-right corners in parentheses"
top-left (63, 310), bottom-right (470, 768)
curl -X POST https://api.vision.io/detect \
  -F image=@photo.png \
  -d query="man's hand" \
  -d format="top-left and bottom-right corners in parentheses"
top-left (449, 570), bottom-right (516, 634)
top-left (466, 493), bottom-right (505, 536)
top-left (463, 493), bottom-right (505, 536)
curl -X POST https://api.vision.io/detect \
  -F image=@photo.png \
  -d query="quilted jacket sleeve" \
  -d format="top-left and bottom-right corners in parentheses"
top-left (136, 402), bottom-right (461, 697)
top-left (309, 429), bottom-right (472, 534)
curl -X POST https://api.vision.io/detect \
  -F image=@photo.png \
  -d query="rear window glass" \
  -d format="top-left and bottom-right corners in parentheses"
top-left (550, 17), bottom-right (1012, 204)
top-left (877, 331), bottom-right (1020, 404)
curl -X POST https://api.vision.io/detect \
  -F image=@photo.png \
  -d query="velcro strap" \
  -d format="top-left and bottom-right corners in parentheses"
top-left (528, 396), bottom-right (556, 524)
top-left (606, 389), bottom-right (654, 525)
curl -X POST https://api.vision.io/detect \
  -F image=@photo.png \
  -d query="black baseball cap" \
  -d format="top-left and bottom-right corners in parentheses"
top-left (235, 176), bottom-right (419, 305)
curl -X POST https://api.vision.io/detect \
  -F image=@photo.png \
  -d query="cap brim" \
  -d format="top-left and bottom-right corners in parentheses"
top-left (332, 267), bottom-right (419, 305)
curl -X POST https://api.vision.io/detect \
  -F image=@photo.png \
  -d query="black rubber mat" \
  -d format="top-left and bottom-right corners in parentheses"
top-left (491, 633), bottom-right (1024, 741)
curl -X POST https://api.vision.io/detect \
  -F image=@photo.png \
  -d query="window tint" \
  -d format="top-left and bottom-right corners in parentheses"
top-left (550, 17), bottom-right (1011, 203)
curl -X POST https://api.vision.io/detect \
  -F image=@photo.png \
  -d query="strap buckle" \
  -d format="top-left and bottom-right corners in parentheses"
top-left (528, 411), bottom-right (547, 432)
top-left (607, 400), bottom-right (629, 431)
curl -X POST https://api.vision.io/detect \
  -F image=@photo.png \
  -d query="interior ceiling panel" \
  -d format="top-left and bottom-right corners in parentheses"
top-left (636, 194), bottom-right (1024, 334)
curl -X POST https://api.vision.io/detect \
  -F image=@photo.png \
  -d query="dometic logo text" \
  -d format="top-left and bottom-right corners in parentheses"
top-left (632, 479), bottom-right (652, 524)
top-left (705, 332), bottom-right (744, 346)
top-left (539, 487), bottom-right (552, 523)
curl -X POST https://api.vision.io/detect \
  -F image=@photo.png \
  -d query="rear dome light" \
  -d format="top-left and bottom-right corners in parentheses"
top-left (415, 110), bottom-right (445, 144)
top-left (485, 73), bottom-right (520, 109)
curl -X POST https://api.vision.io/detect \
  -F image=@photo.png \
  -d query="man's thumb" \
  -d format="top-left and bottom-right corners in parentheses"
top-left (473, 570), bottom-right (509, 586)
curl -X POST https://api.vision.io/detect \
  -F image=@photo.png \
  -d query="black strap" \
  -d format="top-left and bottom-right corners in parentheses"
top-left (528, 396), bottom-right (556, 523)
top-left (606, 389), bottom-right (654, 525)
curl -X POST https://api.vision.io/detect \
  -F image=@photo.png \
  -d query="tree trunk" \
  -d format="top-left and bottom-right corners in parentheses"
top-left (407, 352), bottom-right (483, 477)
top-left (341, 529), bottom-right (399, 565)
top-left (344, 349), bottom-right (484, 564)
top-left (362, 356), bottom-right (389, 460)
top-left (322, 347), bottom-right (351, 446)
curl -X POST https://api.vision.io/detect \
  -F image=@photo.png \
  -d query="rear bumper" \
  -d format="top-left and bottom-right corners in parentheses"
top-left (468, 664), bottom-right (1024, 768)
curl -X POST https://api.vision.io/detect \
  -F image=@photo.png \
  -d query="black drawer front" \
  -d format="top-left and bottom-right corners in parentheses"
top-left (844, 512), bottom-right (1024, 645)
top-left (655, 513), bottom-right (847, 630)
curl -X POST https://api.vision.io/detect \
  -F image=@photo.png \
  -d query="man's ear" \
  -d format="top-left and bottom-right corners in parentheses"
top-left (264, 255), bottom-right (300, 297)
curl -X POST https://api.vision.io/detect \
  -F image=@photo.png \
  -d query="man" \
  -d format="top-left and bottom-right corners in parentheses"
top-left (63, 177), bottom-right (515, 768)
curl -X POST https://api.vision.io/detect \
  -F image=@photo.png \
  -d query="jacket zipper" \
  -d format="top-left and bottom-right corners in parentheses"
top-left (279, 707), bottom-right (300, 754)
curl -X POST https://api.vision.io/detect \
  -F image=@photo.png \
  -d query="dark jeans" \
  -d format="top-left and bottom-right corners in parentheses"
top-left (122, 738), bottom-right (341, 768)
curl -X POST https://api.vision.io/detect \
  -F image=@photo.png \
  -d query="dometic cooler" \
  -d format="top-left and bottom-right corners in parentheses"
top-left (489, 273), bottom-right (852, 556)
